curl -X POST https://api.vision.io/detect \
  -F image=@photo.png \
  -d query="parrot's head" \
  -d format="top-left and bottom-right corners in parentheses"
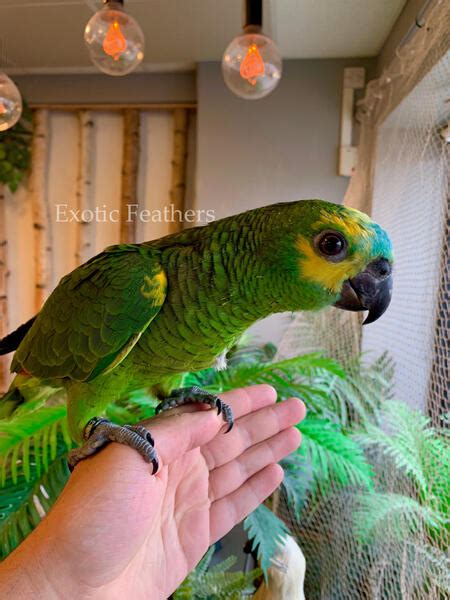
top-left (272, 200), bottom-right (393, 324)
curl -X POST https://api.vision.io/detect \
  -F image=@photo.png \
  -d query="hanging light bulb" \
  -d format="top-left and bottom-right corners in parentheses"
top-left (0, 73), bottom-right (22, 132)
top-left (84, 0), bottom-right (144, 76)
top-left (222, 0), bottom-right (282, 100)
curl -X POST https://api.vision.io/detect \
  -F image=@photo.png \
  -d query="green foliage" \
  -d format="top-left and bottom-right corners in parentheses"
top-left (0, 440), bottom-right (69, 559)
top-left (280, 453), bottom-right (313, 517)
top-left (174, 546), bottom-right (262, 599)
top-left (2, 340), bottom-right (424, 598)
top-left (0, 404), bottom-right (72, 484)
top-left (351, 400), bottom-right (449, 595)
top-left (326, 352), bottom-right (394, 426)
top-left (243, 504), bottom-right (290, 576)
top-left (354, 492), bottom-right (445, 542)
top-left (298, 395), bottom-right (449, 598)
top-left (186, 342), bottom-right (376, 577)
top-left (355, 400), bottom-right (450, 514)
top-left (186, 351), bottom-right (346, 408)
top-left (299, 418), bottom-right (374, 494)
top-left (0, 103), bottom-right (32, 192)
top-left (105, 388), bottom-right (158, 425)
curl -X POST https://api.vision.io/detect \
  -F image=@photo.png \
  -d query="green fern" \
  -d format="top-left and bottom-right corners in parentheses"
top-left (299, 418), bottom-right (374, 494)
top-left (325, 352), bottom-right (394, 427)
top-left (280, 453), bottom-right (313, 517)
top-left (355, 401), bottom-right (450, 512)
top-left (302, 399), bottom-right (450, 598)
top-left (174, 546), bottom-right (261, 599)
top-left (0, 405), bottom-right (72, 484)
top-left (243, 503), bottom-right (290, 576)
top-left (186, 352), bottom-right (345, 405)
top-left (0, 440), bottom-right (69, 558)
top-left (354, 492), bottom-right (446, 542)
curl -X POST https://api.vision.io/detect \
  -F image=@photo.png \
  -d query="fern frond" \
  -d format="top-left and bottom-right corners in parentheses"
top-left (0, 442), bottom-right (69, 558)
top-left (355, 401), bottom-right (449, 505)
top-left (174, 547), bottom-right (261, 599)
top-left (280, 453), bottom-right (313, 518)
top-left (189, 353), bottom-right (344, 396)
top-left (299, 418), bottom-right (374, 494)
top-left (353, 492), bottom-right (446, 543)
top-left (0, 406), bottom-right (72, 485)
top-left (243, 503), bottom-right (289, 576)
top-left (404, 540), bottom-right (450, 594)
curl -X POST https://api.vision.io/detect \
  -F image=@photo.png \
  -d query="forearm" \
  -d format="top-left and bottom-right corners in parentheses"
top-left (0, 513), bottom-right (95, 600)
top-left (0, 532), bottom-right (60, 599)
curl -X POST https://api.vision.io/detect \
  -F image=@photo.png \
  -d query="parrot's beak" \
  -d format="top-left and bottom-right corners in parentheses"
top-left (334, 258), bottom-right (393, 325)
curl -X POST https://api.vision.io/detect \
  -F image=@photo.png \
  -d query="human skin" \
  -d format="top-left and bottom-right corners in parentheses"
top-left (0, 385), bottom-right (305, 599)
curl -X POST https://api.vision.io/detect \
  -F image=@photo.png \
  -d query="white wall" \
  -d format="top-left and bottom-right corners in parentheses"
top-left (194, 58), bottom-right (375, 343)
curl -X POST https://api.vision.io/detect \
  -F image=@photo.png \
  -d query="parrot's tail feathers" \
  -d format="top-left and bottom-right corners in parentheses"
top-left (0, 316), bottom-right (36, 355)
top-left (0, 387), bottom-right (25, 419)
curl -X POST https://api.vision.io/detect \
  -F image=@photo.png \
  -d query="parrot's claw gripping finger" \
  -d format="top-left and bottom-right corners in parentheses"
top-left (68, 418), bottom-right (159, 474)
top-left (156, 386), bottom-right (234, 433)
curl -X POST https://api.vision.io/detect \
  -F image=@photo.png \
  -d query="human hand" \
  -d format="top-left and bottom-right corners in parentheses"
top-left (0, 385), bottom-right (305, 599)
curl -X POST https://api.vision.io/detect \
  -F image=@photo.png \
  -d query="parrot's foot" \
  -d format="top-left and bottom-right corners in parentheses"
top-left (68, 418), bottom-right (159, 474)
top-left (155, 386), bottom-right (234, 433)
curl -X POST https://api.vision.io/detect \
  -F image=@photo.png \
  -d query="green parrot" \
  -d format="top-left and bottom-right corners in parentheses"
top-left (0, 200), bottom-right (393, 472)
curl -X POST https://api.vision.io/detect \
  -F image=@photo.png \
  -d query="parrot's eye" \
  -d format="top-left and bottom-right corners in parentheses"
top-left (314, 231), bottom-right (348, 262)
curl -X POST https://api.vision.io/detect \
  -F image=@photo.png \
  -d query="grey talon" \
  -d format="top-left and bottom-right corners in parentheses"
top-left (156, 386), bottom-right (234, 432)
top-left (68, 418), bottom-right (159, 473)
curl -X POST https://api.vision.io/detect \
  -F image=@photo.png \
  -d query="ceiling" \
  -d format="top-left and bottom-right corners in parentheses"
top-left (0, 0), bottom-right (407, 74)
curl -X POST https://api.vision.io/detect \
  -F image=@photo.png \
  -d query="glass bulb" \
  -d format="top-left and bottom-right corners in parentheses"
top-left (84, 1), bottom-right (144, 76)
top-left (0, 74), bottom-right (22, 132)
top-left (222, 32), bottom-right (282, 100)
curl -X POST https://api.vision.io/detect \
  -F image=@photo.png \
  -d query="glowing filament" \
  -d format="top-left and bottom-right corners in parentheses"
top-left (0, 103), bottom-right (6, 115)
top-left (103, 21), bottom-right (127, 61)
top-left (239, 43), bottom-right (265, 85)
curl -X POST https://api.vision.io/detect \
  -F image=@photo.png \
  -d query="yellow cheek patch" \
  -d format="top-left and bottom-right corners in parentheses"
top-left (140, 270), bottom-right (167, 305)
top-left (296, 238), bottom-right (360, 293)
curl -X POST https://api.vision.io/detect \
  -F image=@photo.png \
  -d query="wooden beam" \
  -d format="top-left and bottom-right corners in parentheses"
top-left (29, 103), bottom-right (196, 112)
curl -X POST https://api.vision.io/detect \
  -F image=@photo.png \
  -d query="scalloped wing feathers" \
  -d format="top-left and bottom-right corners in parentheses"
top-left (12, 245), bottom-right (167, 382)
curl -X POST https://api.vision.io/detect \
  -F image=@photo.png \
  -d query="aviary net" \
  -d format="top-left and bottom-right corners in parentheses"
top-left (275, 2), bottom-right (449, 598)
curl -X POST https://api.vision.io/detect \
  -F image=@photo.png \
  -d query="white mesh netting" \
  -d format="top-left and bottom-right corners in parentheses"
top-left (274, 2), bottom-right (449, 597)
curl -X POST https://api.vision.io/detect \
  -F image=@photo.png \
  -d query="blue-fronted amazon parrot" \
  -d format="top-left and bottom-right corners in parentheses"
top-left (0, 200), bottom-right (393, 471)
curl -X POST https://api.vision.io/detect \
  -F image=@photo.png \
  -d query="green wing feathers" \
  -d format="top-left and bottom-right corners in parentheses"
top-left (12, 245), bottom-right (167, 382)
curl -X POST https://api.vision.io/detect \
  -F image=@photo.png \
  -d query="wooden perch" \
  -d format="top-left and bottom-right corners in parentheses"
top-left (0, 184), bottom-right (10, 393)
top-left (120, 109), bottom-right (140, 244)
top-left (168, 108), bottom-right (189, 234)
top-left (29, 109), bottom-right (51, 311)
top-left (75, 110), bottom-right (95, 265)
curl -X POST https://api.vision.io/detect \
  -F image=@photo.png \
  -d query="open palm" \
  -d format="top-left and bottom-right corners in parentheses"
top-left (0, 385), bottom-right (304, 599)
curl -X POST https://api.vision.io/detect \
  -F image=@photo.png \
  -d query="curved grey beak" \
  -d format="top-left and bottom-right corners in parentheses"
top-left (334, 258), bottom-right (393, 325)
